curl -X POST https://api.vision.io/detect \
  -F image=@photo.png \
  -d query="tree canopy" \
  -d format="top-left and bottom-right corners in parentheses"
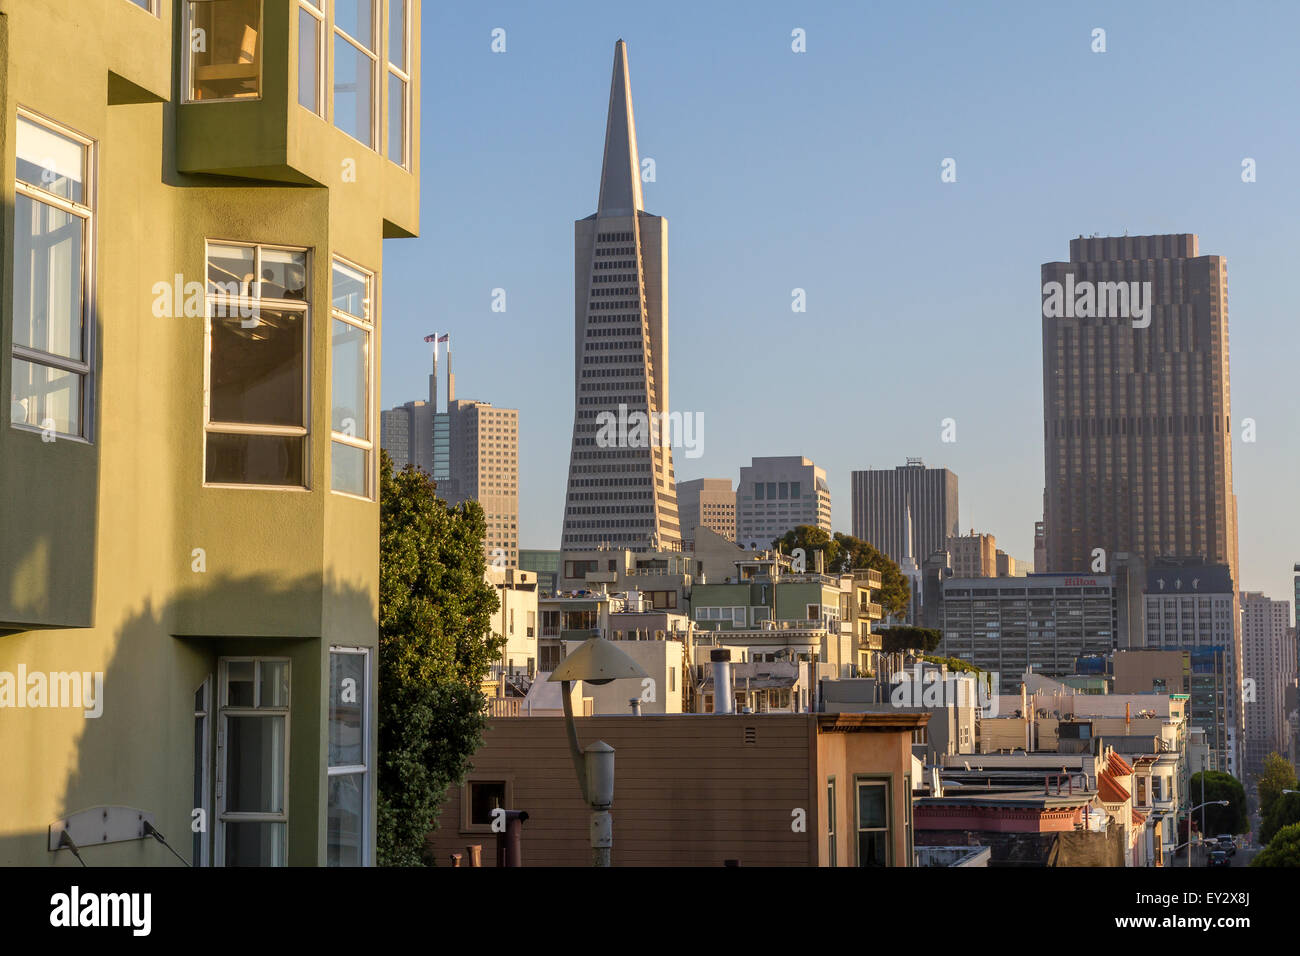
top-left (879, 626), bottom-right (943, 654)
top-left (1257, 751), bottom-right (1297, 822)
top-left (377, 451), bottom-right (502, 865)
top-left (772, 526), bottom-right (910, 618)
top-left (1252, 822), bottom-right (1300, 867)
top-left (1188, 770), bottom-right (1249, 836)
top-left (1261, 791), bottom-right (1300, 846)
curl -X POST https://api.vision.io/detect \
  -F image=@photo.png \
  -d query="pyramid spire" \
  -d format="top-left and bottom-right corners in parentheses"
top-left (596, 39), bottom-right (643, 216)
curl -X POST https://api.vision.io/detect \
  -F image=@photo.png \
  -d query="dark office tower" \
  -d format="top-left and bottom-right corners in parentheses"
top-left (850, 459), bottom-right (959, 566)
top-left (1041, 234), bottom-right (1239, 586)
top-left (561, 41), bottom-right (679, 551)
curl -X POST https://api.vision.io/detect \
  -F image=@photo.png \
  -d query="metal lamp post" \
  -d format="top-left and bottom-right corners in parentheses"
top-left (547, 634), bottom-right (648, 867)
top-left (1183, 799), bottom-right (1229, 867)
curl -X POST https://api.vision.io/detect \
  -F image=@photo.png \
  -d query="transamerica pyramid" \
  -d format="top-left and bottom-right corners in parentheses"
top-left (560, 40), bottom-right (680, 551)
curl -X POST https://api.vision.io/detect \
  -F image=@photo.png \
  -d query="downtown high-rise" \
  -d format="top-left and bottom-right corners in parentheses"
top-left (1240, 591), bottom-right (1294, 777)
top-left (561, 41), bottom-right (679, 551)
top-left (1041, 234), bottom-right (1239, 582)
top-left (735, 456), bottom-right (831, 550)
top-left (1042, 234), bottom-right (1243, 771)
top-left (851, 459), bottom-right (959, 566)
top-left (381, 338), bottom-right (519, 567)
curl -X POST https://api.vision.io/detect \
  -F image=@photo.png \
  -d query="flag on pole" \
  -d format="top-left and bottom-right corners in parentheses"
top-left (423, 333), bottom-right (450, 343)
top-left (423, 333), bottom-right (438, 343)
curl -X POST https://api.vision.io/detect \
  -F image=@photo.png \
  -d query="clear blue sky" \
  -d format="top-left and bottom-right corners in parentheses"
top-left (381, 0), bottom-right (1300, 613)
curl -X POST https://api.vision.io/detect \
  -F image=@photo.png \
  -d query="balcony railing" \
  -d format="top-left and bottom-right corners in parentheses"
top-left (858, 602), bottom-right (883, 619)
top-left (485, 697), bottom-right (521, 717)
top-left (854, 569), bottom-right (884, 588)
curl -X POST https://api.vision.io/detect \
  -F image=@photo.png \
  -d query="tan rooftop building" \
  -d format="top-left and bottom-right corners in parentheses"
top-left (425, 712), bottom-right (926, 866)
top-left (677, 477), bottom-right (736, 543)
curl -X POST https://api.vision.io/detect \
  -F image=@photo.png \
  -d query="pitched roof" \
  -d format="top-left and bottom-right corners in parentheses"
top-left (1108, 751), bottom-right (1135, 776)
top-left (1098, 772), bottom-right (1131, 803)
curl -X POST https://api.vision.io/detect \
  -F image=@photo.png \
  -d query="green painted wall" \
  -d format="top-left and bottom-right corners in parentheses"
top-left (0, 0), bottom-right (419, 866)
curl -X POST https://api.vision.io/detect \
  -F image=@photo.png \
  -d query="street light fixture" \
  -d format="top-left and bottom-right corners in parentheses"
top-left (548, 634), bottom-right (648, 867)
top-left (1182, 800), bottom-right (1230, 867)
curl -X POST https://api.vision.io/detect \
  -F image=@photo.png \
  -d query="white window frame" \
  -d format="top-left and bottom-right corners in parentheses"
top-left (215, 657), bottom-right (291, 867)
top-left (126, 0), bottom-right (160, 15)
top-left (327, 646), bottom-right (372, 866)
top-left (297, 0), bottom-right (327, 117)
top-left (331, 0), bottom-right (380, 148)
top-left (183, 0), bottom-right (265, 105)
top-left (329, 255), bottom-right (374, 500)
top-left (193, 675), bottom-right (212, 867)
top-left (385, 0), bottom-right (411, 167)
top-left (854, 775), bottom-right (893, 868)
top-left (202, 239), bottom-right (311, 490)
top-left (11, 107), bottom-right (96, 442)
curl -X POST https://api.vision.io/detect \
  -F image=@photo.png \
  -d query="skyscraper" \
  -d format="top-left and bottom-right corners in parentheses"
top-left (850, 459), bottom-right (959, 566)
top-left (1143, 558), bottom-right (1238, 775)
top-left (1240, 591), bottom-right (1292, 777)
top-left (445, 399), bottom-right (519, 568)
top-left (381, 337), bottom-right (519, 567)
top-left (677, 478), bottom-right (736, 542)
top-left (735, 456), bottom-right (831, 550)
top-left (1041, 234), bottom-right (1239, 584)
top-left (1042, 234), bottom-right (1243, 771)
top-left (380, 335), bottom-right (449, 477)
top-left (561, 40), bottom-right (679, 551)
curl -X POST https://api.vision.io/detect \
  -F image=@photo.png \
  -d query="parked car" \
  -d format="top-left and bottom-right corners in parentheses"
top-left (1207, 850), bottom-right (1230, 868)
top-left (1216, 835), bottom-right (1237, 856)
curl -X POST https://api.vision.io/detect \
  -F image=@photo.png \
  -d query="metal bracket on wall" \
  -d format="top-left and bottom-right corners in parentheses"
top-left (48, 807), bottom-right (157, 853)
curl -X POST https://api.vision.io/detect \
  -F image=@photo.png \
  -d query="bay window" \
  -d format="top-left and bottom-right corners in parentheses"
top-left (297, 1), bottom-right (326, 115)
top-left (387, 0), bottom-right (410, 166)
top-left (330, 258), bottom-right (373, 498)
top-left (334, 0), bottom-right (378, 146)
top-left (186, 0), bottom-right (263, 102)
top-left (204, 241), bottom-right (310, 488)
top-left (10, 110), bottom-right (94, 440)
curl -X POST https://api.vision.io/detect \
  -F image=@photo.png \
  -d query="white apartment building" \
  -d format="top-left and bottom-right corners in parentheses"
top-left (736, 456), bottom-right (831, 550)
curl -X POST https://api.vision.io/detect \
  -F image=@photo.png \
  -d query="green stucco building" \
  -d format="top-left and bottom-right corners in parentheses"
top-left (0, 0), bottom-right (420, 865)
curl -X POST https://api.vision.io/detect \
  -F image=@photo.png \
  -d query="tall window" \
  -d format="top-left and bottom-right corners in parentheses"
top-left (330, 258), bottom-right (373, 498)
top-left (186, 0), bottom-right (263, 102)
top-left (386, 0), bottom-right (410, 166)
top-left (297, 1), bottom-right (325, 115)
top-left (12, 112), bottom-right (95, 440)
top-left (204, 241), bottom-right (309, 487)
top-left (328, 648), bottom-right (370, 865)
top-left (216, 658), bottom-right (289, 866)
top-left (855, 778), bottom-right (891, 867)
top-left (826, 777), bottom-right (837, 867)
top-left (334, 0), bottom-right (377, 146)
top-left (193, 677), bottom-right (211, 866)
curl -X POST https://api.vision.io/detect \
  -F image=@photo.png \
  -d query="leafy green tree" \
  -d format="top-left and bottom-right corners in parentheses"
top-left (772, 526), bottom-right (909, 618)
top-left (1252, 822), bottom-right (1300, 867)
top-left (1256, 751), bottom-right (1297, 822)
top-left (377, 451), bottom-right (502, 865)
top-left (1260, 791), bottom-right (1300, 846)
top-left (878, 626), bottom-right (942, 654)
top-left (1188, 770), bottom-right (1249, 836)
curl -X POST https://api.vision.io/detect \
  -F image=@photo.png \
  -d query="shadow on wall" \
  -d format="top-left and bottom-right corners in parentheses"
top-left (0, 572), bottom-right (375, 867)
